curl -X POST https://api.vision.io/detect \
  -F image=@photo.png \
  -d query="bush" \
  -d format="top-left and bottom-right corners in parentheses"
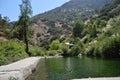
top-left (30, 46), bottom-right (46, 56)
top-left (69, 45), bottom-right (81, 56)
top-left (59, 44), bottom-right (69, 54)
top-left (50, 40), bottom-right (60, 50)
top-left (47, 50), bottom-right (58, 56)
top-left (86, 36), bottom-right (120, 58)
top-left (0, 40), bottom-right (28, 65)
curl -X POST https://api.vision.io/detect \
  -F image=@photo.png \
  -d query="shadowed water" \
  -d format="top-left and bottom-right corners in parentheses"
top-left (26, 57), bottom-right (120, 80)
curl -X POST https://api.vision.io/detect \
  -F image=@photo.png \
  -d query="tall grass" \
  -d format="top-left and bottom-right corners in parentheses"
top-left (0, 40), bottom-right (28, 65)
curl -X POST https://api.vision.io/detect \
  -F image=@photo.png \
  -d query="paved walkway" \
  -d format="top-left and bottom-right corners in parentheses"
top-left (0, 57), bottom-right (41, 80)
top-left (73, 77), bottom-right (120, 80)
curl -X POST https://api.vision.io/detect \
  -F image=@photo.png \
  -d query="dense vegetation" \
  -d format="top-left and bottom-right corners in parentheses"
top-left (75, 0), bottom-right (120, 58)
top-left (85, 16), bottom-right (120, 58)
top-left (0, 41), bottom-right (28, 65)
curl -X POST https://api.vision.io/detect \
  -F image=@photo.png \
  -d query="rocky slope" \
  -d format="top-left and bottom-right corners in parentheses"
top-left (30, 0), bottom-right (112, 46)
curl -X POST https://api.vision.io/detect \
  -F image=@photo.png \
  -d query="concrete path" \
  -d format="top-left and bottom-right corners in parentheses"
top-left (73, 77), bottom-right (120, 80)
top-left (0, 57), bottom-right (41, 80)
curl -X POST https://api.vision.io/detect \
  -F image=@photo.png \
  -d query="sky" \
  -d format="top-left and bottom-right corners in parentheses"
top-left (0, 0), bottom-right (70, 21)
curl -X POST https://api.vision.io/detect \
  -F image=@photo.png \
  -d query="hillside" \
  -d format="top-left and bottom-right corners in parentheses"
top-left (98, 0), bottom-right (120, 20)
top-left (32, 0), bottom-right (111, 22)
top-left (30, 0), bottom-right (111, 47)
top-left (30, 19), bottom-right (72, 48)
top-left (81, 0), bottom-right (120, 58)
top-left (31, 0), bottom-right (120, 58)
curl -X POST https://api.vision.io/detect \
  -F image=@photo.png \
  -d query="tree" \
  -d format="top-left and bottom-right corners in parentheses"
top-left (18, 0), bottom-right (32, 56)
top-left (73, 20), bottom-right (84, 38)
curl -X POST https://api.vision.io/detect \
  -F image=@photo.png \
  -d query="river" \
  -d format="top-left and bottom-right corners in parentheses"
top-left (26, 57), bottom-right (120, 80)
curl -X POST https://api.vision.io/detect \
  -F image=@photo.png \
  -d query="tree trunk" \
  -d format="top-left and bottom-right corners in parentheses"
top-left (24, 24), bottom-right (31, 56)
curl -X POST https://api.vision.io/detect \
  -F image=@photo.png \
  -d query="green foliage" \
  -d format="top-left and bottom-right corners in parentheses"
top-left (94, 19), bottom-right (107, 28)
top-left (49, 40), bottom-right (68, 55)
top-left (49, 40), bottom-right (70, 56)
top-left (69, 45), bottom-right (81, 56)
top-left (84, 19), bottom-right (107, 39)
top-left (59, 44), bottom-right (69, 54)
top-left (0, 41), bottom-right (28, 65)
top-left (85, 15), bottom-right (120, 57)
top-left (99, 0), bottom-right (120, 20)
top-left (99, 20), bottom-right (107, 27)
top-left (47, 50), bottom-right (58, 56)
top-left (0, 40), bottom-right (49, 66)
top-left (30, 46), bottom-right (46, 56)
top-left (73, 20), bottom-right (84, 38)
top-left (50, 40), bottom-right (60, 50)
top-left (69, 41), bottom-right (82, 56)
top-left (78, 2), bottom-right (120, 58)
top-left (0, 55), bottom-right (10, 65)
top-left (92, 36), bottom-right (120, 58)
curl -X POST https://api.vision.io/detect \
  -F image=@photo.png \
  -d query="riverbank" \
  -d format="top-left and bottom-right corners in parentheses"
top-left (73, 77), bottom-right (120, 80)
top-left (0, 57), bottom-right (42, 80)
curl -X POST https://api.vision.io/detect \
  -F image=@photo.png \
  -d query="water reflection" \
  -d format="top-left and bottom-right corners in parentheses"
top-left (66, 58), bottom-right (72, 72)
top-left (26, 57), bottom-right (120, 80)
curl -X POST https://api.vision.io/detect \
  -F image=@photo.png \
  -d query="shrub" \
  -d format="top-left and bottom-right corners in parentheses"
top-left (0, 40), bottom-right (28, 65)
top-left (50, 40), bottom-right (60, 50)
top-left (47, 50), bottom-right (58, 56)
top-left (59, 44), bottom-right (69, 54)
top-left (30, 46), bottom-right (46, 56)
top-left (86, 36), bottom-right (120, 58)
top-left (69, 45), bottom-right (81, 56)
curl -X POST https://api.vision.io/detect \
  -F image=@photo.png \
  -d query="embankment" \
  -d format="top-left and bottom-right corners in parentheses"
top-left (0, 57), bottom-right (42, 80)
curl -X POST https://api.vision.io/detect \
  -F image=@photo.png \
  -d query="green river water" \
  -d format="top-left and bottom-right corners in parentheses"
top-left (26, 57), bottom-right (120, 80)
